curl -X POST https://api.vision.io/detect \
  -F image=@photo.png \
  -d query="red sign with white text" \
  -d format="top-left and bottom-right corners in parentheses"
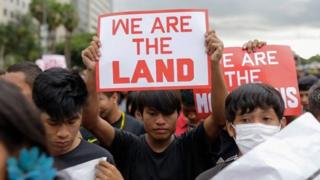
top-left (97, 9), bottom-right (210, 91)
top-left (194, 45), bottom-right (302, 119)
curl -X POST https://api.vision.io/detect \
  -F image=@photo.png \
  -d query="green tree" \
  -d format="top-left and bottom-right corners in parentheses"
top-left (0, 24), bottom-right (10, 68)
top-left (308, 55), bottom-right (320, 63)
top-left (30, 0), bottom-right (64, 53)
top-left (0, 15), bottom-right (40, 67)
top-left (61, 4), bottom-right (79, 67)
top-left (56, 33), bottom-right (93, 67)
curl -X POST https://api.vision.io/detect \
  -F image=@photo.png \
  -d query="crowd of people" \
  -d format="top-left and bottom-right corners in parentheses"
top-left (0, 29), bottom-right (319, 180)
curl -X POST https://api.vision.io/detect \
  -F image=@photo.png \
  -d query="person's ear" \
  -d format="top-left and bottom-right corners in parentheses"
top-left (280, 117), bottom-right (287, 129)
top-left (226, 121), bottom-right (236, 138)
top-left (111, 93), bottom-right (119, 104)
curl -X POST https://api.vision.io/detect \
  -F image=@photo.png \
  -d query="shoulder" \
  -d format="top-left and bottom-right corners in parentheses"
top-left (80, 140), bottom-right (112, 155)
top-left (196, 156), bottom-right (237, 180)
top-left (125, 114), bottom-right (143, 126)
top-left (123, 114), bottom-right (145, 135)
top-left (112, 128), bottom-right (143, 146)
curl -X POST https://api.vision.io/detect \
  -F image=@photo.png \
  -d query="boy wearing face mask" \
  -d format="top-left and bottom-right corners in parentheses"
top-left (196, 83), bottom-right (287, 179)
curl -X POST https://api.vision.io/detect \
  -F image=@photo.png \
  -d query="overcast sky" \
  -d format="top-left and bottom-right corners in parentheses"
top-left (113, 0), bottom-right (320, 58)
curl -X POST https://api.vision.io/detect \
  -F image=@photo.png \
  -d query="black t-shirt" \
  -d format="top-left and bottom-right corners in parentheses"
top-left (109, 123), bottom-right (228, 180)
top-left (112, 113), bottom-right (145, 136)
top-left (54, 139), bottom-right (115, 170)
top-left (81, 113), bottom-right (145, 144)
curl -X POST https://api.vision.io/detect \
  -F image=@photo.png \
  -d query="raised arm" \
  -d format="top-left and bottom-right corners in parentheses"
top-left (81, 36), bottom-right (115, 147)
top-left (203, 30), bottom-right (227, 140)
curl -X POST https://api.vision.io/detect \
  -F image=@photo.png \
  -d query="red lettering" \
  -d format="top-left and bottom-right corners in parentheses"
top-left (131, 18), bottom-right (142, 34)
top-left (180, 16), bottom-right (192, 32)
top-left (112, 19), bottom-right (129, 35)
top-left (151, 17), bottom-right (165, 33)
top-left (160, 37), bottom-right (172, 54)
top-left (166, 16), bottom-right (179, 33)
top-left (156, 59), bottom-right (174, 82)
top-left (132, 38), bottom-right (144, 55)
top-left (112, 61), bottom-right (130, 83)
top-left (146, 38), bottom-right (159, 55)
top-left (131, 60), bottom-right (154, 83)
top-left (177, 58), bottom-right (194, 81)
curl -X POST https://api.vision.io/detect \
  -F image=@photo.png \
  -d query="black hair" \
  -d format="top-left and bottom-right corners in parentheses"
top-left (33, 68), bottom-right (88, 122)
top-left (137, 90), bottom-right (181, 115)
top-left (0, 80), bottom-right (48, 153)
top-left (7, 61), bottom-right (42, 88)
top-left (180, 89), bottom-right (195, 107)
top-left (298, 75), bottom-right (318, 91)
top-left (126, 91), bottom-right (139, 116)
top-left (103, 92), bottom-right (122, 104)
top-left (225, 83), bottom-right (285, 123)
top-left (308, 81), bottom-right (320, 118)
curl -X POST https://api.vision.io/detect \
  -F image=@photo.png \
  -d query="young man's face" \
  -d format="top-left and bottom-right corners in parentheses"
top-left (181, 104), bottom-right (201, 125)
top-left (4, 72), bottom-right (32, 100)
top-left (98, 93), bottom-right (116, 119)
top-left (226, 107), bottom-right (286, 137)
top-left (226, 107), bottom-right (286, 153)
top-left (300, 90), bottom-right (309, 111)
top-left (40, 112), bottom-right (82, 156)
top-left (142, 107), bottom-right (178, 141)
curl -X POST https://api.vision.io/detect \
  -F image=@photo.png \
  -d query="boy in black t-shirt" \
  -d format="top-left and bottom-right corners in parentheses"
top-left (81, 91), bottom-right (144, 144)
top-left (81, 30), bottom-right (228, 180)
top-left (32, 68), bottom-right (114, 170)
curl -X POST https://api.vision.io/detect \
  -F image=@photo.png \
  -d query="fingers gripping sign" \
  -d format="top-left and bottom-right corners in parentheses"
top-left (82, 36), bottom-right (102, 71)
top-left (205, 30), bottom-right (224, 63)
top-left (95, 161), bottom-right (124, 180)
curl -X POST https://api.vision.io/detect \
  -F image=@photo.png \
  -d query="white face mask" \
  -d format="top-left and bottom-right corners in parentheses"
top-left (232, 123), bottom-right (281, 154)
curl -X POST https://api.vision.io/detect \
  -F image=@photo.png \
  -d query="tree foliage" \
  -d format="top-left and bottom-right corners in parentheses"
top-left (56, 32), bottom-right (93, 67)
top-left (0, 15), bottom-right (40, 67)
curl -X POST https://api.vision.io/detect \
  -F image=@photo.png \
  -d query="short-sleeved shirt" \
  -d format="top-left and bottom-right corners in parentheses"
top-left (112, 113), bottom-right (144, 136)
top-left (81, 113), bottom-right (145, 144)
top-left (109, 123), bottom-right (229, 180)
top-left (54, 139), bottom-right (115, 170)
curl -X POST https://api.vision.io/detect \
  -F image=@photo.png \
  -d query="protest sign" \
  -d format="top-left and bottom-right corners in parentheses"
top-left (194, 45), bottom-right (302, 118)
top-left (59, 157), bottom-right (106, 180)
top-left (212, 112), bottom-right (320, 180)
top-left (97, 9), bottom-right (209, 91)
top-left (36, 54), bottom-right (67, 71)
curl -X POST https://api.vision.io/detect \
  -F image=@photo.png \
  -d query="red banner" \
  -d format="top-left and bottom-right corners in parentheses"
top-left (194, 45), bottom-right (302, 119)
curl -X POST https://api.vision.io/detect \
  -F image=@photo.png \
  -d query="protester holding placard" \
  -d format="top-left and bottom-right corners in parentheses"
top-left (81, 29), bottom-right (227, 179)
top-left (196, 42), bottom-right (289, 179)
top-left (32, 68), bottom-right (115, 172)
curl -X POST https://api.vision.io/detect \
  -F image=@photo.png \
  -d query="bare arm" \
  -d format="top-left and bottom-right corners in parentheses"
top-left (81, 37), bottom-right (115, 147)
top-left (203, 30), bottom-right (227, 141)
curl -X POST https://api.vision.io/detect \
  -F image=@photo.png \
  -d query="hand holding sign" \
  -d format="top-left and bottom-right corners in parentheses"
top-left (95, 161), bottom-right (124, 180)
top-left (205, 30), bottom-right (224, 63)
top-left (242, 39), bottom-right (267, 53)
top-left (82, 36), bottom-right (101, 71)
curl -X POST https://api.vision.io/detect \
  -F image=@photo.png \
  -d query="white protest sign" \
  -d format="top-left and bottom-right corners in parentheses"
top-left (213, 113), bottom-right (320, 180)
top-left (97, 9), bottom-right (209, 91)
top-left (36, 54), bottom-right (67, 71)
top-left (59, 157), bottom-right (106, 180)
